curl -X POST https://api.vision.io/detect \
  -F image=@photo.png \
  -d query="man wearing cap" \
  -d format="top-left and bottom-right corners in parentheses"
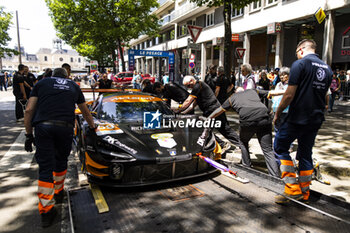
top-left (24, 68), bottom-right (96, 227)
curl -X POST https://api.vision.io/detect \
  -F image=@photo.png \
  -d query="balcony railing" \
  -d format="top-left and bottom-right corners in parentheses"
top-left (170, 2), bottom-right (198, 21)
top-left (160, 14), bottom-right (172, 26)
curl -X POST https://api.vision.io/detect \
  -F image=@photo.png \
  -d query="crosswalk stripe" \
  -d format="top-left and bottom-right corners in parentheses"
top-left (0, 130), bottom-right (35, 172)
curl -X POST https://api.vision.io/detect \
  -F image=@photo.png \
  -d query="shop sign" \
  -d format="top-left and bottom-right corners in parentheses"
top-left (267, 22), bottom-right (281, 34)
top-left (341, 27), bottom-right (350, 56)
top-left (232, 34), bottom-right (240, 41)
top-left (213, 37), bottom-right (223, 45)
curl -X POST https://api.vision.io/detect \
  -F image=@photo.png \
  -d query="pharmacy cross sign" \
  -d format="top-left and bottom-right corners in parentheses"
top-left (187, 25), bottom-right (203, 43)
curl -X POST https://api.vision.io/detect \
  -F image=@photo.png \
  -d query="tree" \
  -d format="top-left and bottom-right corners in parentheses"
top-left (0, 6), bottom-right (18, 69)
top-left (46, 0), bottom-right (160, 72)
top-left (189, 0), bottom-right (255, 80)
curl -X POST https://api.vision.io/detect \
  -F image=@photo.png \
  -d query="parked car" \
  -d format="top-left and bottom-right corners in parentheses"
top-left (75, 91), bottom-right (220, 187)
top-left (113, 72), bottom-right (156, 87)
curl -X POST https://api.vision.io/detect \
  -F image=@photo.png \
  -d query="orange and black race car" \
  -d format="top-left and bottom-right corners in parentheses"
top-left (75, 91), bottom-right (222, 187)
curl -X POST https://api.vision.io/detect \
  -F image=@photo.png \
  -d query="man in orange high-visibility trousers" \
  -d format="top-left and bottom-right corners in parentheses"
top-left (24, 67), bottom-right (96, 227)
top-left (273, 39), bottom-right (332, 204)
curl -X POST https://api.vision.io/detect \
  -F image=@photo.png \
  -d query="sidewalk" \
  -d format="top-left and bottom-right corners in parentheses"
top-left (222, 101), bottom-right (350, 202)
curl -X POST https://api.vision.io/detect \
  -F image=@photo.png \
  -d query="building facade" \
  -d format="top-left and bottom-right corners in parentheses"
top-left (1, 47), bottom-right (88, 73)
top-left (123, 0), bottom-right (350, 81)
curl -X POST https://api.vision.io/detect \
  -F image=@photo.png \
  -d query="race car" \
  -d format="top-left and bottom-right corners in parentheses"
top-left (75, 91), bottom-right (222, 187)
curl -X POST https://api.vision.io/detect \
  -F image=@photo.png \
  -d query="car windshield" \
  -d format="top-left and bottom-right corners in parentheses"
top-left (98, 101), bottom-right (173, 123)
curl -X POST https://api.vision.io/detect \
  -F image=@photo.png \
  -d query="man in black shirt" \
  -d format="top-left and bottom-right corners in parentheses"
top-left (204, 64), bottom-right (217, 92)
top-left (12, 64), bottom-right (27, 121)
top-left (273, 39), bottom-right (332, 203)
top-left (0, 71), bottom-right (6, 91)
top-left (206, 88), bottom-right (280, 177)
top-left (176, 76), bottom-right (242, 152)
top-left (215, 66), bottom-right (233, 104)
top-left (23, 65), bottom-right (37, 98)
top-left (24, 68), bottom-right (96, 227)
top-left (92, 73), bottom-right (119, 93)
top-left (153, 81), bottom-right (189, 106)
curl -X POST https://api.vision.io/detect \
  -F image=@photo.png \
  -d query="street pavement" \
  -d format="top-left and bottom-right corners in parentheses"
top-left (0, 87), bottom-right (349, 233)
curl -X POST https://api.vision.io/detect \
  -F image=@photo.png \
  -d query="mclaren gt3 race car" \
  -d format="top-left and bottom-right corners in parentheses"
top-left (75, 91), bottom-right (222, 187)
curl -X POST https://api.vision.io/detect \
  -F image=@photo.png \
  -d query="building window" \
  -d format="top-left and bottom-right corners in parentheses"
top-left (35, 67), bottom-right (38, 69)
top-left (232, 7), bottom-right (244, 18)
top-left (44, 56), bottom-right (47, 61)
top-left (78, 58), bottom-right (81, 63)
top-left (178, 24), bottom-right (187, 37)
top-left (59, 57), bottom-right (63, 62)
top-left (170, 29), bottom-right (175, 40)
top-left (206, 12), bottom-right (214, 27)
top-left (9, 66), bottom-right (12, 68)
top-left (162, 33), bottom-right (167, 42)
top-left (71, 57), bottom-right (73, 62)
top-left (266, 0), bottom-right (278, 5)
top-left (250, 0), bottom-right (262, 11)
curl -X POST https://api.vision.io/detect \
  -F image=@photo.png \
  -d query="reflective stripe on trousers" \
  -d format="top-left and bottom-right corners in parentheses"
top-left (280, 160), bottom-right (302, 195)
top-left (299, 169), bottom-right (313, 200)
top-left (53, 169), bottom-right (67, 195)
top-left (38, 180), bottom-right (55, 214)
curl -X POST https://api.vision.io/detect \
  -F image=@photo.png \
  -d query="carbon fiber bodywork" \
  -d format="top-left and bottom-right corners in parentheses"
top-left (76, 92), bottom-right (219, 187)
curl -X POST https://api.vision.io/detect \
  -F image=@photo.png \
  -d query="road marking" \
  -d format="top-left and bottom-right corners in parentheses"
top-left (89, 183), bottom-right (109, 213)
top-left (0, 130), bottom-right (35, 172)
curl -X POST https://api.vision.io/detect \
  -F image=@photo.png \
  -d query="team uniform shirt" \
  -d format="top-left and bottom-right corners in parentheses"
top-left (190, 81), bottom-right (221, 117)
top-left (12, 72), bottom-right (25, 98)
top-left (98, 79), bottom-right (113, 89)
top-left (30, 77), bottom-right (85, 125)
top-left (163, 83), bottom-right (189, 103)
top-left (287, 54), bottom-right (332, 125)
top-left (204, 73), bottom-right (217, 92)
top-left (221, 89), bottom-right (270, 127)
top-left (216, 75), bottom-right (231, 104)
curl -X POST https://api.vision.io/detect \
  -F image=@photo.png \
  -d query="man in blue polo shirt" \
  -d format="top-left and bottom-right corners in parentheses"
top-left (273, 39), bottom-right (332, 204)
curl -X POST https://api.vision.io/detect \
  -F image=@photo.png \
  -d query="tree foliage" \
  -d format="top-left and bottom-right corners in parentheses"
top-left (45, 0), bottom-right (160, 71)
top-left (0, 6), bottom-right (18, 58)
top-left (189, 0), bottom-right (255, 80)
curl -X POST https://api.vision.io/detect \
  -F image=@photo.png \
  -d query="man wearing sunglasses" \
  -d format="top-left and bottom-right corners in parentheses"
top-left (273, 39), bottom-right (332, 204)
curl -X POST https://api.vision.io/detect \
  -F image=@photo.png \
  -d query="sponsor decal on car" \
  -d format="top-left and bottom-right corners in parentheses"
top-left (103, 135), bottom-right (137, 154)
top-left (103, 95), bottom-right (162, 103)
top-left (96, 123), bottom-right (124, 136)
top-left (151, 133), bottom-right (177, 149)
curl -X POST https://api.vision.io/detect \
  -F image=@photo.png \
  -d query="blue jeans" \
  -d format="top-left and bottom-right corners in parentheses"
top-left (274, 121), bottom-right (322, 171)
top-left (34, 123), bottom-right (73, 183)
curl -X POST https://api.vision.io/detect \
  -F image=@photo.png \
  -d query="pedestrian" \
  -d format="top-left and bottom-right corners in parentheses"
top-left (215, 66), bottom-right (233, 104)
top-left (273, 39), bottom-right (332, 204)
top-left (162, 72), bottom-right (170, 85)
top-left (328, 72), bottom-right (340, 113)
top-left (204, 87), bottom-right (280, 177)
top-left (258, 70), bottom-right (270, 107)
top-left (153, 81), bottom-right (189, 107)
top-left (23, 67), bottom-right (96, 227)
top-left (271, 67), bottom-right (290, 131)
top-left (23, 65), bottom-right (37, 98)
top-left (0, 71), bottom-right (7, 91)
top-left (241, 64), bottom-right (256, 90)
top-left (204, 64), bottom-right (217, 92)
top-left (132, 71), bottom-right (142, 89)
top-left (175, 75), bottom-right (243, 154)
top-left (62, 63), bottom-right (72, 79)
top-left (338, 70), bottom-right (347, 101)
top-left (12, 64), bottom-right (27, 122)
top-left (272, 68), bottom-right (281, 88)
top-left (92, 73), bottom-right (119, 93)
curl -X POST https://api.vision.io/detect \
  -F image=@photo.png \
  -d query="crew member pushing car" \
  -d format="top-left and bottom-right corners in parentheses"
top-left (24, 68), bottom-right (96, 227)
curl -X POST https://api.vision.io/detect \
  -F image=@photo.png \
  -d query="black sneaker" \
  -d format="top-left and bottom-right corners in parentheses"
top-left (41, 207), bottom-right (57, 228)
top-left (54, 192), bottom-right (64, 204)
